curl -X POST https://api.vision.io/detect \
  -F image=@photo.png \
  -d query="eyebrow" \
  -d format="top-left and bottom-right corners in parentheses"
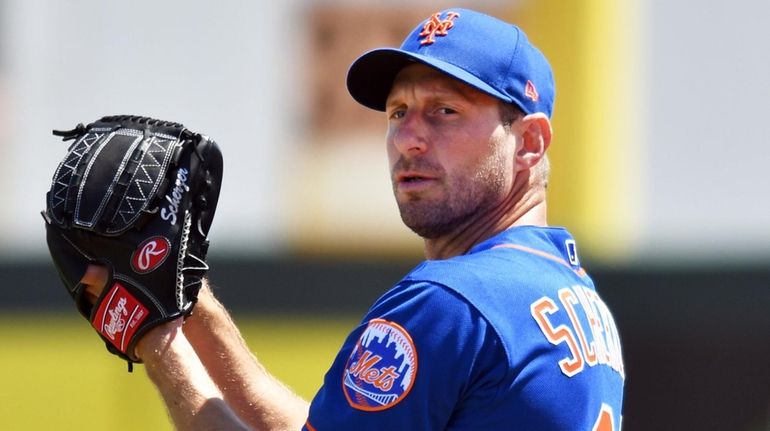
top-left (386, 79), bottom-right (480, 110)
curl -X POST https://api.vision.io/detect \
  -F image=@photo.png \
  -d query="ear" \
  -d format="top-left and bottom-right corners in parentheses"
top-left (515, 113), bottom-right (552, 172)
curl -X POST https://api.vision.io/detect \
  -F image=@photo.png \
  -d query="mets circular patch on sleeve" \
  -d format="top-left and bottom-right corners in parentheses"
top-left (342, 318), bottom-right (418, 411)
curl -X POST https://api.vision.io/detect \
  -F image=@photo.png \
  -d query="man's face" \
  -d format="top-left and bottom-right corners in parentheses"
top-left (385, 64), bottom-right (517, 239)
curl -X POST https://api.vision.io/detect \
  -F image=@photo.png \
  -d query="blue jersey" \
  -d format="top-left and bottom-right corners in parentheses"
top-left (304, 226), bottom-right (625, 430)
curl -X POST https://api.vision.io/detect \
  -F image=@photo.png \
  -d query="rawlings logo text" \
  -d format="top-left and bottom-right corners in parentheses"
top-left (92, 283), bottom-right (150, 354)
top-left (104, 297), bottom-right (127, 340)
top-left (160, 168), bottom-right (190, 225)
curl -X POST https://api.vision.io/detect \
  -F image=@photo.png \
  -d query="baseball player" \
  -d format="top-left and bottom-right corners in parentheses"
top-left (46, 8), bottom-right (624, 431)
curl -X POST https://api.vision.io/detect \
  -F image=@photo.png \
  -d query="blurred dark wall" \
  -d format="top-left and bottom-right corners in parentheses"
top-left (3, 258), bottom-right (768, 431)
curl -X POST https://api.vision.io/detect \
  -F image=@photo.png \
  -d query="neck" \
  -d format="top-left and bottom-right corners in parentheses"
top-left (423, 172), bottom-right (548, 260)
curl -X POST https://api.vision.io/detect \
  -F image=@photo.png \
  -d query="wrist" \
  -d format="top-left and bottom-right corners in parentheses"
top-left (135, 318), bottom-right (184, 362)
top-left (185, 283), bottom-right (222, 329)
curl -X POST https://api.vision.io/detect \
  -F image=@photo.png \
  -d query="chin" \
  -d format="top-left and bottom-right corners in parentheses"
top-left (399, 206), bottom-right (463, 240)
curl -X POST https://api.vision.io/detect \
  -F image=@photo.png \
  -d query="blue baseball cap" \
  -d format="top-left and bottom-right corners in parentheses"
top-left (347, 8), bottom-right (555, 118)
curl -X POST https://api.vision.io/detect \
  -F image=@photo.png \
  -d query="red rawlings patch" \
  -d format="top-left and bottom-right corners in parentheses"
top-left (131, 236), bottom-right (171, 274)
top-left (91, 282), bottom-right (149, 354)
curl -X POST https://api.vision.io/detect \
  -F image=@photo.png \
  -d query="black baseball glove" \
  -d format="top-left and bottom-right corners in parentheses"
top-left (42, 115), bottom-right (223, 368)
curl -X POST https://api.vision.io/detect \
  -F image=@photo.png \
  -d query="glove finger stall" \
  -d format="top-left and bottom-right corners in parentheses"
top-left (43, 115), bottom-right (223, 365)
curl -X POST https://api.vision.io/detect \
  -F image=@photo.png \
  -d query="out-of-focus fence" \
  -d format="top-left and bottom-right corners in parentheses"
top-left (2, 258), bottom-right (768, 431)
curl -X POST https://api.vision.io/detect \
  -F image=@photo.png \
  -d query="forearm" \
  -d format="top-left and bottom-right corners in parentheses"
top-left (136, 321), bottom-right (251, 431)
top-left (183, 283), bottom-right (309, 431)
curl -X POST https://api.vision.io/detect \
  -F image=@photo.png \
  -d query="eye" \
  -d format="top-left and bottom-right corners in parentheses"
top-left (436, 106), bottom-right (458, 115)
top-left (388, 109), bottom-right (406, 120)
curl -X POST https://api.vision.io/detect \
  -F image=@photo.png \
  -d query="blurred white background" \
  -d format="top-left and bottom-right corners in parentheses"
top-left (0, 0), bottom-right (768, 264)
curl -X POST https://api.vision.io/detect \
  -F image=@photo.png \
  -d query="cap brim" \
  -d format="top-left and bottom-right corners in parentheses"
top-left (347, 48), bottom-right (512, 112)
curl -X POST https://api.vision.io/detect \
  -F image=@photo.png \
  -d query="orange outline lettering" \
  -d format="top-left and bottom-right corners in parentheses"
top-left (559, 287), bottom-right (598, 366)
top-left (531, 297), bottom-right (585, 377)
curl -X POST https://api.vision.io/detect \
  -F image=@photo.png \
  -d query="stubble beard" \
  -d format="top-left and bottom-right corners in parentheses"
top-left (394, 141), bottom-right (510, 240)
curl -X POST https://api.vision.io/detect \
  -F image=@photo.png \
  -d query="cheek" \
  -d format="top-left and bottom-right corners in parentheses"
top-left (446, 141), bottom-right (492, 174)
top-left (465, 136), bottom-right (515, 190)
top-left (386, 141), bottom-right (400, 170)
top-left (385, 126), bottom-right (397, 155)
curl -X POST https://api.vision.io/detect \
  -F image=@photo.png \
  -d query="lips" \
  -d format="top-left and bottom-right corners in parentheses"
top-left (393, 171), bottom-right (439, 193)
top-left (391, 157), bottom-right (443, 194)
top-left (397, 171), bottom-right (434, 183)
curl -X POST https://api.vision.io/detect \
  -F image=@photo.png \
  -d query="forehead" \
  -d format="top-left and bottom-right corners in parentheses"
top-left (386, 64), bottom-right (497, 106)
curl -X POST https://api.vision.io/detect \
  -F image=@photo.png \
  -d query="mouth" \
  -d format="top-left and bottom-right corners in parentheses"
top-left (401, 174), bottom-right (427, 183)
top-left (394, 171), bottom-right (438, 193)
top-left (396, 171), bottom-right (435, 183)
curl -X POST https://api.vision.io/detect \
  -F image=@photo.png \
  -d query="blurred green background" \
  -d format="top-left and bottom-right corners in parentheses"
top-left (2, 259), bottom-right (768, 431)
top-left (0, 313), bottom-right (357, 430)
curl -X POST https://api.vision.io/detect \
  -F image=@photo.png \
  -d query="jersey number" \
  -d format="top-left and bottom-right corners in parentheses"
top-left (592, 403), bottom-right (615, 431)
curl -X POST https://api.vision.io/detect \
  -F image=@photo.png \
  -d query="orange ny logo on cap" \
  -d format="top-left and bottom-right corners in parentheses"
top-left (419, 11), bottom-right (460, 45)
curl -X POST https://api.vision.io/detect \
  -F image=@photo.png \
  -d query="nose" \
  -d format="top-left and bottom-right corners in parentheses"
top-left (389, 110), bottom-right (428, 156)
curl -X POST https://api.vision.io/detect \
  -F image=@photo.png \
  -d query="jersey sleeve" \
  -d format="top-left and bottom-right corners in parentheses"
top-left (303, 280), bottom-right (507, 431)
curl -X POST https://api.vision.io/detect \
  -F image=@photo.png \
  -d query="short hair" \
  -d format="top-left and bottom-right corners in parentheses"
top-left (498, 102), bottom-right (525, 131)
top-left (535, 154), bottom-right (550, 190)
top-left (498, 102), bottom-right (550, 190)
